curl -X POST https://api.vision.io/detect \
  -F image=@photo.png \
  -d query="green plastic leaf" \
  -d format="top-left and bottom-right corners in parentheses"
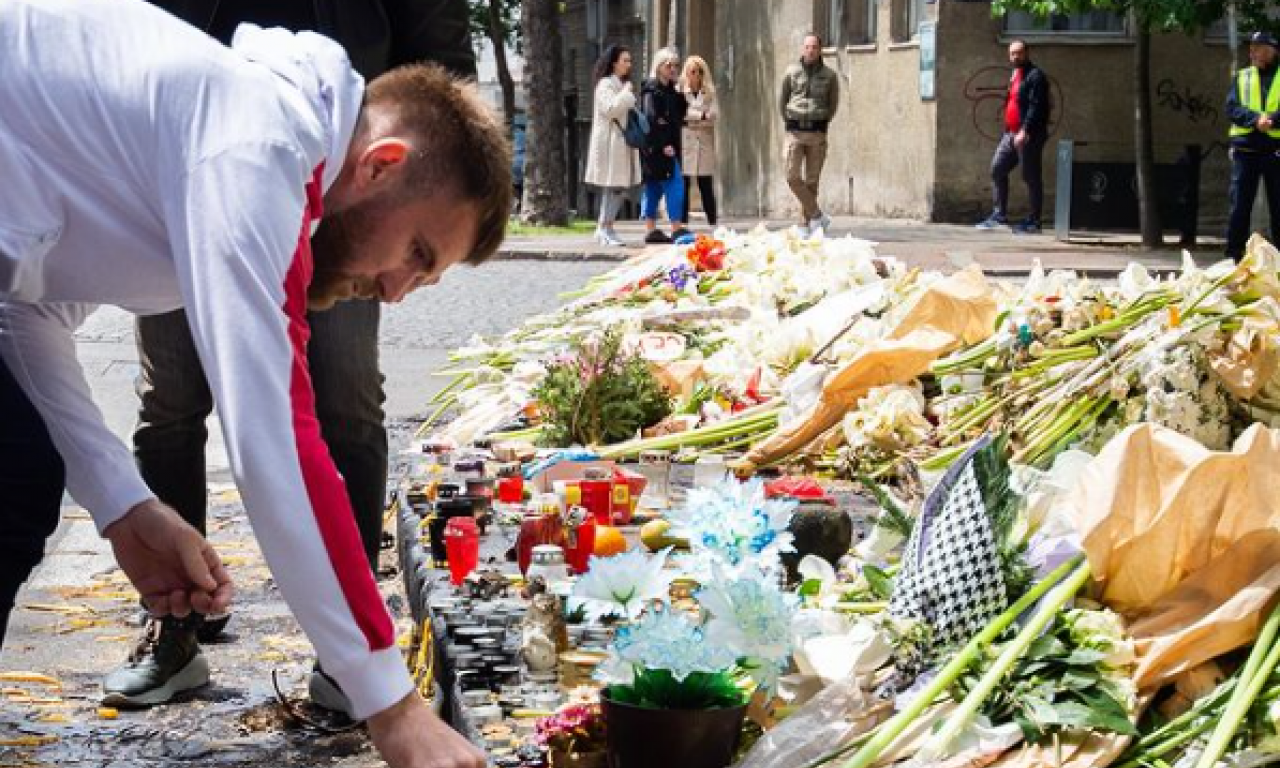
top-left (863, 565), bottom-right (895, 601)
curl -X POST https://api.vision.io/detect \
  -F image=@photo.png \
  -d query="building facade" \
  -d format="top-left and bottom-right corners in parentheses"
top-left (634, 0), bottom-right (1245, 230)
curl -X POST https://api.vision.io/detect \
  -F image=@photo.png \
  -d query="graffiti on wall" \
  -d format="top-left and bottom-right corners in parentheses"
top-left (963, 66), bottom-right (1066, 142)
top-left (1155, 78), bottom-right (1219, 125)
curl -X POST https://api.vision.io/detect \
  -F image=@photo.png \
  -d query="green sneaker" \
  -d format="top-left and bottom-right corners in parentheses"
top-left (102, 616), bottom-right (210, 707)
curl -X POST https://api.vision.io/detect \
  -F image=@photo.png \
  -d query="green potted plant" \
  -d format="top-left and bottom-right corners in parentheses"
top-left (532, 327), bottom-right (672, 448)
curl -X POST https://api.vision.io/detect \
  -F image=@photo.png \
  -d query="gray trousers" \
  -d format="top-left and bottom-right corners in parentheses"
top-left (134, 299), bottom-right (387, 570)
top-left (991, 130), bottom-right (1046, 222)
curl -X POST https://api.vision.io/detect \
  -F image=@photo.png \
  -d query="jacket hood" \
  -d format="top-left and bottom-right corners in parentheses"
top-left (231, 24), bottom-right (365, 192)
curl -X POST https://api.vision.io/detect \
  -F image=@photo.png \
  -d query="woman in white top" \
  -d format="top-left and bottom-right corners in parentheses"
top-left (583, 45), bottom-right (639, 247)
top-left (679, 55), bottom-right (719, 228)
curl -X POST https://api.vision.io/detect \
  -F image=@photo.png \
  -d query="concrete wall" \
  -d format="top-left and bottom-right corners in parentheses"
top-left (712, 0), bottom-right (1237, 229)
top-left (933, 1), bottom-right (1237, 228)
top-left (716, 0), bottom-right (939, 221)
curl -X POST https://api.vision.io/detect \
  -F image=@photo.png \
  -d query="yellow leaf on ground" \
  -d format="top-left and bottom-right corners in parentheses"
top-left (97, 707), bottom-right (119, 720)
top-left (0, 735), bottom-right (58, 747)
top-left (20, 603), bottom-right (94, 616)
top-left (0, 672), bottom-right (61, 687)
top-left (37, 714), bottom-right (69, 724)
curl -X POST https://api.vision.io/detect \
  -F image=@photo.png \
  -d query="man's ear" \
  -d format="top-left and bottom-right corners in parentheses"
top-left (357, 138), bottom-right (412, 189)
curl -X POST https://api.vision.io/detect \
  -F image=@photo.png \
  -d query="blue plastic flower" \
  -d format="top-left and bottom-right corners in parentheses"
top-left (613, 606), bottom-right (737, 682)
top-left (698, 567), bottom-right (798, 691)
top-left (669, 477), bottom-right (796, 577)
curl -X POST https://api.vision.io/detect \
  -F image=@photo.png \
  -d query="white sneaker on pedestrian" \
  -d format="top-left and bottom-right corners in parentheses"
top-left (808, 213), bottom-right (833, 234)
top-left (602, 227), bottom-right (625, 247)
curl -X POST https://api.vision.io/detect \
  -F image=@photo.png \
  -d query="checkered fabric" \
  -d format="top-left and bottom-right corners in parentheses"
top-left (889, 436), bottom-right (1009, 659)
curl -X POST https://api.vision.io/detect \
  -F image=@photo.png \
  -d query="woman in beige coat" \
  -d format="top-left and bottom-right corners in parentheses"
top-left (584, 45), bottom-right (639, 247)
top-left (679, 55), bottom-right (718, 227)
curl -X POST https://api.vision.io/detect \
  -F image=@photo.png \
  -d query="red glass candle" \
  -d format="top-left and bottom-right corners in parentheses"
top-left (444, 516), bottom-right (480, 586)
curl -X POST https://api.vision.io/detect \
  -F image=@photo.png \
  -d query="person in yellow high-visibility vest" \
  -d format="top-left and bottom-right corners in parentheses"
top-left (1226, 31), bottom-right (1280, 261)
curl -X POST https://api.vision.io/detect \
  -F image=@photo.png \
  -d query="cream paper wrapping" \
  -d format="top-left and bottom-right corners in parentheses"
top-left (737, 266), bottom-right (998, 471)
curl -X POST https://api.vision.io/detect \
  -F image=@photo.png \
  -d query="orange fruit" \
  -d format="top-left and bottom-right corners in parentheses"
top-left (593, 525), bottom-right (629, 558)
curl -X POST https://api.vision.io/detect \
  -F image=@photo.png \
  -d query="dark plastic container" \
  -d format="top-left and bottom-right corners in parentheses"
top-left (601, 695), bottom-right (747, 768)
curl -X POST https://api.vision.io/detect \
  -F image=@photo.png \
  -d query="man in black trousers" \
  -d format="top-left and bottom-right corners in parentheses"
top-left (976, 39), bottom-right (1051, 235)
top-left (1226, 31), bottom-right (1280, 261)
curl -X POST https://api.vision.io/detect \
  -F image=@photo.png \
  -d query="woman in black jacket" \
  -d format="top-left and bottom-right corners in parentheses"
top-left (640, 47), bottom-right (690, 244)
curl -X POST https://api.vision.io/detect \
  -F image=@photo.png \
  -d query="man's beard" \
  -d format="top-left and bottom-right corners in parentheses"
top-left (308, 195), bottom-right (385, 310)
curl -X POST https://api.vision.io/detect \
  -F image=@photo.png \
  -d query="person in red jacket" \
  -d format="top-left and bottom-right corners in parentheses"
top-left (976, 40), bottom-right (1052, 235)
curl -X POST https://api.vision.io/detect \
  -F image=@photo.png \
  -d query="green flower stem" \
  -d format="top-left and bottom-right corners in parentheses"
top-left (1014, 348), bottom-right (1098, 380)
top-left (831, 556), bottom-right (1086, 768)
top-left (943, 396), bottom-right (1003, 437)
top-left (598, 405), bottom-right (781, 458)
top-left (920, 440), bottom-right (976, 471)
top-left (428, 372), bottom-right (472, 404)
top-left (1129, 678), bottom-right (1237, 752)
top-left (421, 394), bottom-right (459, 433)
top-left (688, 431), bottom-right (766, 458)
top-left (1060, 297), bottom-right (1172, 347)
top-left (1029, 397), bottom-right (1112, 467)
top-left (926, 560), bottom-right (1093, 759)
top-left (1181, 270), bottom-right (1239, 319)
top-left (932, 338), bottom-right (999, 376)
top-left (485, 425), bottom-right (547, 442)
top-left (1014, 397), bottom-right (1095, 464)
top-left (1122, 680), bottom-right (1280, 767)
top-left (1194, 601), bottom-right (1280, 768)
top-left (832, 601), bottom-right (890, 614)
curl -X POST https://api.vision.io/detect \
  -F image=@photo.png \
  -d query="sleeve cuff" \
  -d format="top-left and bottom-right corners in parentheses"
top-left (328, 646), bottom-right (414, 721)
top-left (87, 476), bottom-right (157, 537)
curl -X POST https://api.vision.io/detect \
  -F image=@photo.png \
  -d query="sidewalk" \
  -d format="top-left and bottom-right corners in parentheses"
top-left (500, 214), bottom-right (1227, 276)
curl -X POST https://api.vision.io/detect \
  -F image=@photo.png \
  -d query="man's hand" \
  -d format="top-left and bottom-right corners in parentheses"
top-left (103, 499), bottom-right (232, 617)
top-left (1259, 114), bottom-right (1275, 133)
top-left (367, 693), bottom-right (485, 768)
top-left (1014, 129), bottom-right (1029, 150)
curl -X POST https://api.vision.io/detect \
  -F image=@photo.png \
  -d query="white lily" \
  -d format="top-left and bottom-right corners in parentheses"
top-left (568, 548), bottom-right (675, 621)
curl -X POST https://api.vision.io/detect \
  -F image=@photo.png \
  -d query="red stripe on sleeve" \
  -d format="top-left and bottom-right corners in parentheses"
top-left (279, 165), bottom-right (394, 650)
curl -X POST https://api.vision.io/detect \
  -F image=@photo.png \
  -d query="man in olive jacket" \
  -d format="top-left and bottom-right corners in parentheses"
top-left (779, 33), bottom-right (840, 234)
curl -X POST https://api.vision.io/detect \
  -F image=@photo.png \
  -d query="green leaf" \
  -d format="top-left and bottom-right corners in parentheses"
top-left (1022, 691), bottom-right (1137, 738)
top-left (798, 579), bottom-right (823, 598)
top-left (1026, 634), bottom-right (1068, 661)
top-left (1059, 669), bottom-right (1102, 692)
top-left (1063, 648), bottom-right (1109, 667)
top-left (608, 669), bottom-right (747, 710)
top-left (863, 565), bottom-right (895, 601)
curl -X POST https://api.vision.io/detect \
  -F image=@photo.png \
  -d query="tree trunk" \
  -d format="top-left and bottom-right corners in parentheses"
top-left (519, 0), bottom-right (569, 225)
top-left (486, 0), bottom-right (517, 126)
top-left (1133, 16), bottom-right (1163, 247)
